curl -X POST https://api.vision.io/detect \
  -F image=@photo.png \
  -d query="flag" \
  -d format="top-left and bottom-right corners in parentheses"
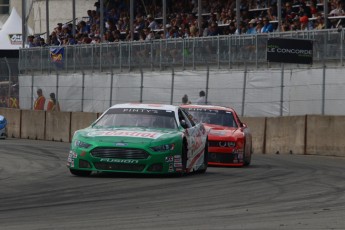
top-left (50, 47), bottom-right (64, 68)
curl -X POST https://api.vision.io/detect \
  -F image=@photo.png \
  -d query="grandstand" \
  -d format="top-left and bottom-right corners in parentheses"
top-left (2, 0), bottom-right (345, 116)
top-left (19, 0), bottom-right (345, 45)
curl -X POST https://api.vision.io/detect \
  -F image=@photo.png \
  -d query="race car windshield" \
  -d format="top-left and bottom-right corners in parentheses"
top-left (187, 109), bottom-right (237, 127)
top-left (93, 108), bottom-right (178, 129)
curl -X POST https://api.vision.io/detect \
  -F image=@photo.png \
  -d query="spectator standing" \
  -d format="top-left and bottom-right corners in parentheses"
top-left (195, 90), bottom-right (206, 105)
top-left (34, 88), bottom-right (46, 110)
top-left (181, 94), bottom-right (191, 105)
top-left (47, 93), bottom-right (60, 111)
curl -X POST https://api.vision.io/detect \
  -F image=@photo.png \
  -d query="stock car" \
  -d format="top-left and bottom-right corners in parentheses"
top-left (181, 104), bottom-right (252, 166)
top-left (0, 115), bottom-right (7, 139)
top-left (67, 103), bottom-right (208, 176)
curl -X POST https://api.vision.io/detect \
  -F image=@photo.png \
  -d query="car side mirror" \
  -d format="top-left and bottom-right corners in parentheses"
top-left (180, 120), bottom-right (188, 129)
top-left (241, 122), bottom-right (247, 128)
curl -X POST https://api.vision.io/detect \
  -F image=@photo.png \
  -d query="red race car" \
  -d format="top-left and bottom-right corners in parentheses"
top-left (181, 104), bottom-right (252, 166)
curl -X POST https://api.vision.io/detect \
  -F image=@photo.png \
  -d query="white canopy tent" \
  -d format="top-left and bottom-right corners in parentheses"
top-left (0, 8), bottom-right (33, 50)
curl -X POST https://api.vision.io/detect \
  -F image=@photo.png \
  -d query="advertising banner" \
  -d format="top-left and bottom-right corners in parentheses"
top-left (267, 38), bottom-right (313, 64)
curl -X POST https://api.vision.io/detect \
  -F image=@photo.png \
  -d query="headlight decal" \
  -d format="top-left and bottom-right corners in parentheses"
top-left (218, 141), bottom-right (236, 147)
top-left (150, 143), bottom-right (175, 152)
top-left (74, 140), bottom-right (92, 148)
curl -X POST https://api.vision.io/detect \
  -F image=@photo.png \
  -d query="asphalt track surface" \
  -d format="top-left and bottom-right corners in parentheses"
top-left (1, 139), bottom-right (345, 230)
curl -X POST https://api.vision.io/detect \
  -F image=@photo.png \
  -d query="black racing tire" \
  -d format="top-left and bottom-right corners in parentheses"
top-left (198, 140), bottom-right (208, 173)
top-left (70, 169), bottom-right (92, 177)
top-left (243, 141), bottom-right (252, 166)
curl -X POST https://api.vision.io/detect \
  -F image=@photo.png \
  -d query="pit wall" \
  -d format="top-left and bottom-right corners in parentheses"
top-left (1, 107), bottom-right (345, 157)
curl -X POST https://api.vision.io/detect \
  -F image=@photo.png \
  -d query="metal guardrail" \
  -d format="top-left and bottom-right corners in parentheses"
top-left (18, 29), bottom-right (345, 73)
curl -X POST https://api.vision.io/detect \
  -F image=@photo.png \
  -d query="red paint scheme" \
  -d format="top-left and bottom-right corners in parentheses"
top-left (182, 105), bottom-right (253, 166)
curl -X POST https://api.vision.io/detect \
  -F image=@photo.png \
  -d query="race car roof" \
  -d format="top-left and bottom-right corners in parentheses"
top-left (110, 103), bottom-right (179, 112)
top-left (181, 104), bottom-right (234, 112)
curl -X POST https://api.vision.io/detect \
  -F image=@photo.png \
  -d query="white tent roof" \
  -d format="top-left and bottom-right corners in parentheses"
top-left (0, 14), bottom-right (9, 29)
top-left (0, 8), bottom-right (33, 50)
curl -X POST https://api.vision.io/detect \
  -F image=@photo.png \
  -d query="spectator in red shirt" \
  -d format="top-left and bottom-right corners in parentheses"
top-left (34, 88), bottom-right (46, 110)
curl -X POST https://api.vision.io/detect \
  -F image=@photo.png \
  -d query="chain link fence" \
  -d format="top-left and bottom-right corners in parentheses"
top-left (11, 28), bottom-right (345, 116)
top-left (18, 29), bottom-right (345, 73)
top-left (0, 57), bottom-right (19, 108)
top-left (18, 65), bottom-right (345, 117)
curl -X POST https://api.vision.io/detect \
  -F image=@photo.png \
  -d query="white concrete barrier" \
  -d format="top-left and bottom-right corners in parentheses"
top-left (265, 116), bottom-right (306, 155)
top-left (21, 110), bottom-right (45, 140)
top-left (5, 107), bottom-right (345, 158)
top-left (306, 115), bottom-right (345, 157)
top-left (70, 112), bottom-right (98, 140)
top-left (241, 117), bottom-right (266, 154)
top-left (0, 108), bottom-right (21, 138)
top-left (46, 111), bottom-right (71, 142)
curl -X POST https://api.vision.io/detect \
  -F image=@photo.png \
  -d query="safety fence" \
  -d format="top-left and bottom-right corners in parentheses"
top-left (0, 58), bottom-right (19, 108)
top-left (18, 29), bottom-right (345, 73)
top-left (18, 65), bottom-right (345, 117)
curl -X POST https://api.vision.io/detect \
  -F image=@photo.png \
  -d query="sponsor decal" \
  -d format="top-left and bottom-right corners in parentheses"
top-left (187, 108), bottom-right (219, 113)
top-left (9, 34), bottom-right (22, 45)
top-left (169, 163), bottom-right (174, 172)
top-left (115, 142), bottom-right (128, 147)
top-left (173, 155), bottom-right (181, 163)
top-left (68, 151), bottom-right (77, 159)
top-left (165, 156), bottom-right (174, 162)
top-left (100, 158), bottom-right (139, 164)
top-left (122, 108), bottom-right (159, 114)
top-left (87, 130), bottom-right (163, 139)
top-left (174, 163), bottom-right (182, 167)
top-left (210, 130), bottom-right (226, 136)
top-left (175, 168), bottom-right (182, 172)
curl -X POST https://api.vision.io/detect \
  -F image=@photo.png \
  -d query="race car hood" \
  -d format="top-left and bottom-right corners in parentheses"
top-left (73, 127), bottom-right (181, 146)
top-left (203, 124), bottom-right (239, 141)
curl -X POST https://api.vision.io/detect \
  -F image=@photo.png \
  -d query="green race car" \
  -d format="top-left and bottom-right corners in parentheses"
top-left (67, 103), bottom-right (208, 176)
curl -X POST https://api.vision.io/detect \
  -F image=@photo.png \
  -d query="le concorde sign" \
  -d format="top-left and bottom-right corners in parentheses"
top-left (267, 38), bottom-right (313, 64)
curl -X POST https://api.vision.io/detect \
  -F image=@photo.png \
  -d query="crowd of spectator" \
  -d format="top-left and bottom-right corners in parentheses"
top-left (27, 0), bottom-right (345, 47)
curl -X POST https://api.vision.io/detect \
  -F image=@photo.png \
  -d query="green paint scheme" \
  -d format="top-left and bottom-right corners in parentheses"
top-left (67, 103), bottom-right (208, 176)
top-left (67, 127), bottom-right (186, 174)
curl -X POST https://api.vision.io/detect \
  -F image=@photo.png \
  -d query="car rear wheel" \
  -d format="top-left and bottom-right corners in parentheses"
top-left (243, 141), bottom-right (252, 166)
top-left (70, 169), bottom-right (92, 177)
